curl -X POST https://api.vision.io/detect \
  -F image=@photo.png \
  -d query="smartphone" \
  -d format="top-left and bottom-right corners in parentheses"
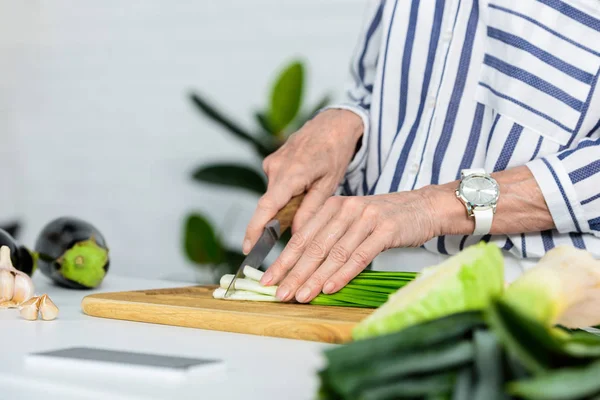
top-left (25, 347), bottom-right (225, 382)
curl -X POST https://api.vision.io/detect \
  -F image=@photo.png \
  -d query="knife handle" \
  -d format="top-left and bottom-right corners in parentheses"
top-left (274, 194), bottom-right (305, 233)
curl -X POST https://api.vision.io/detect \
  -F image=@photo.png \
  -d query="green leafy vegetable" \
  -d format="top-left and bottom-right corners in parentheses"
top-left (358, 372), bottom-right (456, 400)
top-left (328, 340), bottom-right (473, 397)
top-left (324, 311), bottom-right (484, 372)
top-left (352, 242), bottom-right (504, 340)
top-left (452, 367), bottom-right (476, 400)
top-left (507, 358), bottom-right (600, 400)
top-left (472, 329), bottom-right (505, 400)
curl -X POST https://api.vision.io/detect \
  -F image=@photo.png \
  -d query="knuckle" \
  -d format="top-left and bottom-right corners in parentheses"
top-left (306, 240), bottom-right (328, 259)
top-left (287, 232), bottom-right (309, 251)
top-left (342, 197), bottom-right (362, 211)
top-left (329, 245), bottom-right (350, 264)
top-left (361, 204), bottom-right (380, 220)
top-left (325, 196), bottom-right (343, 209)
top-left (336, 269), bottom-right (355, 285)
top-left (306, 275), bottom-right (326, 290)
top-left (257, 195), bottom-right (277, 211)
top-left (351, 250), bottom-right (370, 267)
top-left (284, 272), bottom-right (303, 288)
top-left (269, 258), bottom-right (287, 273)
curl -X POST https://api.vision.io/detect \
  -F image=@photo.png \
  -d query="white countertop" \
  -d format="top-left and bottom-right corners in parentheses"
top-left (0, 273), bottom-right (333, 400)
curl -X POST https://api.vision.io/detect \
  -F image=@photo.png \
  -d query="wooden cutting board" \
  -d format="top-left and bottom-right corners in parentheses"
top-left (81, 285), bottom-right (374, 344)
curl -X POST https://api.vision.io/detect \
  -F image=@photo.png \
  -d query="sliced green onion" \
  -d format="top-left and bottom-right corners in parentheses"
top-left (243, 265), bottom-right (263, 282)
top-left (213, 265), bottom-right (418, 308)
top-left (212, 288), bottom-right (279, 302)
top-left (219, 274), bottom-right (277, 297)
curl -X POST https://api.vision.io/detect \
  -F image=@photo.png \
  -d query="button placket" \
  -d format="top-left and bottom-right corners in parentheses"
top-left (406, 0), bottom-right (460, 190)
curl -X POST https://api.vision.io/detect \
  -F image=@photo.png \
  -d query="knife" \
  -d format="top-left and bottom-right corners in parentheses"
top-left (224, 194), bottom-right (305, 298)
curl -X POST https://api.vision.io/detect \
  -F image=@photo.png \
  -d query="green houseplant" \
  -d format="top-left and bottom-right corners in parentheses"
top-left (183, 59), bottom-right (331, 282)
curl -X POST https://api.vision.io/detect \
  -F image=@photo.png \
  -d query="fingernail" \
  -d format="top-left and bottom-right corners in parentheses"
top-left (277, 286), bottom-right (290, 301)
top-left (296, 287), bottom-right (311, 303)
top-left (242, 239), bottom-right (251, 255)
top-left (323, 282), bottom-right (335, 294)
top-left (261, 272), bottom-right (272, 285)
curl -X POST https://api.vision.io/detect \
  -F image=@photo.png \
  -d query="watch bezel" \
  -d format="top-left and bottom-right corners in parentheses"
top-left (455, 173), bottom-right (499, 213)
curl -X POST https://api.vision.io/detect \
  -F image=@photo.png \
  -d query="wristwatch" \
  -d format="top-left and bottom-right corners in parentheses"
top-left (455, 168), bottom-right (499, 236)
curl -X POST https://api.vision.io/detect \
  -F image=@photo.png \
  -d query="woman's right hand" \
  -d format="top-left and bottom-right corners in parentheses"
top-left (242, 108), bottom-right (364, 255)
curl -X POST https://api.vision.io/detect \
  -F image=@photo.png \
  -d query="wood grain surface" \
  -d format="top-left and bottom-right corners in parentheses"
top-left (81, 285), bottom-right (373, 344)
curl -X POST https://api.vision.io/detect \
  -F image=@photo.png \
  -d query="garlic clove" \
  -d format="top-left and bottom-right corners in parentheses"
top-left (19, 296), bottom-right (41, 320)
top-left (0, 269), bottom-right (14, 301)
top-left (12, 273), bottom-right (35, 305)
top-left (39, 294), bottom-right (59, 320)
top-left (0, 246), bottom-right (17, 272)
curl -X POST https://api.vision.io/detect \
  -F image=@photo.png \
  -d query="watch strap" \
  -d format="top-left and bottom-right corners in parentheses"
top-left (459, 168), bottom-right (495, 236)
top-left (461, 168), bottom-right (485, 177)
top-left (473, 207), bottom-right (493, 236)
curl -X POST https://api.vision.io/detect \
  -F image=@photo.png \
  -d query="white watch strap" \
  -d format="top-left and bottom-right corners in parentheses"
top-left (462, 168), bottom-right (485, 176)
top-left (473, 208), bottom-right (493, 236)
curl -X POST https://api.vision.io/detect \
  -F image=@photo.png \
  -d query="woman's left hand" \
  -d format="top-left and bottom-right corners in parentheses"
top-left (259, 190), bottom-right (441, 303)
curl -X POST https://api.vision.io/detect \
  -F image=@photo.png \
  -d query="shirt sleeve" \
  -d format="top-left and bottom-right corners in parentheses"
top-left (321, 0), bottom-right (385, 195)
top-left (526, 137), bottom-right (600, 237)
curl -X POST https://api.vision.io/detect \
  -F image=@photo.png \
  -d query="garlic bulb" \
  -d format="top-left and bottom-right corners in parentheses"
top-left (0, 269), bottom-right (14, 301)
top-left (0, 245), bottom-right (35, 307)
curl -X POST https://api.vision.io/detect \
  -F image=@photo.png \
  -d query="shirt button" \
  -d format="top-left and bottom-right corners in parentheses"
top-left (427, 96), bottom-right (437, 108)
top-left (410, 163), bottom-right (420, 173)
top-left (442, 31), bottom-right (453, 41)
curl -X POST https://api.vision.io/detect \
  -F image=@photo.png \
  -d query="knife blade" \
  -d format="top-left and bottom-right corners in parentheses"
top-left (224, 194), bottom-right (305, 298)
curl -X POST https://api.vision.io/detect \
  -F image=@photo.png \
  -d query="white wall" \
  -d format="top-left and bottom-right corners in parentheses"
top-left (0, 0), bottom-right (368, 282)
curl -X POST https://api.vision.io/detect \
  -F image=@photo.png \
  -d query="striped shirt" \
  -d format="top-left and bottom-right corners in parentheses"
top-left (330, 0), bottom-right (600, 260)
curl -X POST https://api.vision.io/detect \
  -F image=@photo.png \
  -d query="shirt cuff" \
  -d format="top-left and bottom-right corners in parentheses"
top-left (526, 155), bottom-right (588, 234)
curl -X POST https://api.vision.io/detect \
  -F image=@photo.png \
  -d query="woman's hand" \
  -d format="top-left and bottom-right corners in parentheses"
top-left (259, 190), bottom-right (440, 303)
top-left (242, 109), bottom-right (364, 254)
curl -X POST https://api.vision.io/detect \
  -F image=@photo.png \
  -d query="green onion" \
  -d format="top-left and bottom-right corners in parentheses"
top-left (212, 265), bottom-right (418, 308)
top-left (310, 269), bottom-right (418, 308)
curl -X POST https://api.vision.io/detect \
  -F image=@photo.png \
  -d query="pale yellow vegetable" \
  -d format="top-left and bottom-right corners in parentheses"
top-left (502, 245), bottom-right (600, 328)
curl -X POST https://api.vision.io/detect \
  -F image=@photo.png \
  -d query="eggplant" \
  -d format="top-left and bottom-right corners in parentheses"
top-left (0, 228), bottom-right (36, 276)
top-left (34, 217), bottom-right (110, 289)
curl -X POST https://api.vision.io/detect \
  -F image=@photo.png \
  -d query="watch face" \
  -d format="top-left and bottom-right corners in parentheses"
top-left (460, 175), bottom-right (499, 206)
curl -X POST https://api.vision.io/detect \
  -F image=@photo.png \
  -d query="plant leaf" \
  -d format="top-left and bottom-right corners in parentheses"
top-left (269, 61), bottom-right (304, 134)
top-left (255, 111), bottom-right (275, 136)
top-left (189, 92), bottom-right (272, 156)
top-left (183, 213), bottom-right (223, 265)
top-left (192, 163), bottom-right (267, 195)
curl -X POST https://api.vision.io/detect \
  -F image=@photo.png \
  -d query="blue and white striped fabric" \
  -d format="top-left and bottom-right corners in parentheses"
top-left (330, 0), bottom-right (600, 260)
